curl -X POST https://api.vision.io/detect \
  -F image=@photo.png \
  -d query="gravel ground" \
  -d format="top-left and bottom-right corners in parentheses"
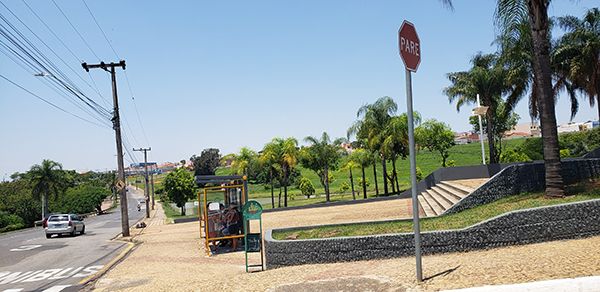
top-left (85, 181), bottom-right (600, 292)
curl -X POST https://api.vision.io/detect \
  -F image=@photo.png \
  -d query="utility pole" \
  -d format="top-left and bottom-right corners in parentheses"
top-left (82, 61), bottom-right (129, 237)
top-left (150, 172), bottom-right (155, 210)
top-left (134, 147), bottom-right (151, 218)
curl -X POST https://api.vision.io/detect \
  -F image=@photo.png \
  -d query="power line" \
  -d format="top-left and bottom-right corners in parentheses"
top-left (82, 0), bottom-right (119, 60)
top-left (1, 74), bottom-right (111, 129)
top-left (51, 0), bottom-right (100, 61)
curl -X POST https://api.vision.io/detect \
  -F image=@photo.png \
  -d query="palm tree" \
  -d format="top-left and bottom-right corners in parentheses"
top-left (280, 138), bottom-right (298, 207)
top-left (301, 132), bottom-right (345, 202)
top-left (340, 153), bottom-right (360, 200)
top-left (260, 141), bottom-right (280, 208)
top-left (381, 113), bottom-right (418, 194)
top-left (348, 96), bottom-right (398, 196)
top-left (352, 148), bottom-right (373, 199)
top-left (260, 137), bottom-right (298, 207)
top-left (27, 159), bottom-right (66, 218)
top-left (495, 0), bottom-right (565, 198)
top-left (223, 147), bottom-right (256, 176)
top-left (556, 8), bottom-right (600, 120)
top-left (444, 53), bottom-right (511, 163)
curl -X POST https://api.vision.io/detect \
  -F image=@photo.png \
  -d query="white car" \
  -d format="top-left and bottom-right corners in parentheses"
top-left (45, 214), bottom-right (85, 238)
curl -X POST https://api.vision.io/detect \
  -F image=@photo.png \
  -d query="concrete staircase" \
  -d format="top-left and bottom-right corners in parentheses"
top-left (418, 181), bottom-right (474, 217)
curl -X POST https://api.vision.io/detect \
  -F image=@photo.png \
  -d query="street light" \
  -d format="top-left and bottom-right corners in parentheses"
top-left (472, 94), bottom-right (488, 165)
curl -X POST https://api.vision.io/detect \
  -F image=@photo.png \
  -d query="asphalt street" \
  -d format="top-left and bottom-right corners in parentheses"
top-left (0, 186), bottom-right (146, 292)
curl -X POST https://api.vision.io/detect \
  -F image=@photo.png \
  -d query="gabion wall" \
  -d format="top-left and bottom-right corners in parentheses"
top-left (265, 199), bottom-right (600, 269)
top-left (264, 159), bottom-right (600, 269)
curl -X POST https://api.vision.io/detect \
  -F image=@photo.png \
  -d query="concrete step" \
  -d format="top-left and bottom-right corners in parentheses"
top-left (417, 180), bottom-right (477, 217)
top-left (421, 190), bottom-right (445, 216)
top-left (426, 188), bottom-right (453, 210)
top-left (418, 195), bottom-right (437, 217)
top-left (439, 181), bottom-right (474, 197)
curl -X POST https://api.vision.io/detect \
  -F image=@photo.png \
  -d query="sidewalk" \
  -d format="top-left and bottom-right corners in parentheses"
top-left (84, 201), bottom-right (600, 292)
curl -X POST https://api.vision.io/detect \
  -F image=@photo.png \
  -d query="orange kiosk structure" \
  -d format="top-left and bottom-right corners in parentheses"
top-left (195, 175), bottom-right (248, 256)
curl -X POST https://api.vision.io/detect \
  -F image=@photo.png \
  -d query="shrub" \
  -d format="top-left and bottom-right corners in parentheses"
top-left (499, 148), bottom-right (532, 162)
top-left (0, 211), bottom-right (25, 233)
top-left (560, 149), bottom-right (570, 158)
top-left (299, 177), bottom-right (315, 198)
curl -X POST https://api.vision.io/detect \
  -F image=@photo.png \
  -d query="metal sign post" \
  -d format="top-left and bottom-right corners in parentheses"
top-left (399, 19), bottom-right (422, 282)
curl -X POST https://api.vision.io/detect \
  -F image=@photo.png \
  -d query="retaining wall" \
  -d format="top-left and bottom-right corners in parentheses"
top-left (265, 199), bottom-right (600, 269)
top-left (264, 158), bottom-right (600, 269)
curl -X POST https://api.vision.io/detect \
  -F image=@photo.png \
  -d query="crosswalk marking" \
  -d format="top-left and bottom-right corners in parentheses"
top-left (2, 285), bottom-right (71, 292)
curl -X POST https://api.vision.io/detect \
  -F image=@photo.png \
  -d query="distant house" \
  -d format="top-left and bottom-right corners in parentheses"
top-left (341, 143), bottom-right (354, 155)
top-left (157, 162), bottom-right (177, 174)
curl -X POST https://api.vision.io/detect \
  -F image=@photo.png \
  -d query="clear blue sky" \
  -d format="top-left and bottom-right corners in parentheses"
top-left (1, 0), bottom-right (598, 179)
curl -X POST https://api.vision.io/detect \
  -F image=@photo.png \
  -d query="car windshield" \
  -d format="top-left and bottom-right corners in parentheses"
top-left (49, 216), bottom-right (68, 222)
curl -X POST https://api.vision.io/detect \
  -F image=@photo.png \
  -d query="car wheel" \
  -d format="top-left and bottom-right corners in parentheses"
top-left (80, 226), bottom-right (85, 235)
top-left (46, 234), bottom-right (51, 239)
top-left (71, 228), bottom-right (76, 237)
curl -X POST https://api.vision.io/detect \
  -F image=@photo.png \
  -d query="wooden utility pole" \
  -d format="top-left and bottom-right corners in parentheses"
top-left (82, 61), bottom-right (130, 237)
top-left (134, 147), bottom-right (151, 218)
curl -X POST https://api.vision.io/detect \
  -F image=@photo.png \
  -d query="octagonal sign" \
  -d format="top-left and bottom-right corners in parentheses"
top-left (398, 20), bottom-right (421, 72)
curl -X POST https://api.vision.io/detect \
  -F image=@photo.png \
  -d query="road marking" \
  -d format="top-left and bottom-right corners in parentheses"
top-left (1, 285), bottom-right (71, 292)
top-left (0, 266), bottom-right (100, 284)
top-left (9, 245), bottom-right (41, 251)
top-left (78, 241), bottom-right (134, 284)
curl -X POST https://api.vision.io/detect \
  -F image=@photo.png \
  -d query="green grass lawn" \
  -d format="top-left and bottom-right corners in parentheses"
top-left (272, 177), bottom-right (600, 240)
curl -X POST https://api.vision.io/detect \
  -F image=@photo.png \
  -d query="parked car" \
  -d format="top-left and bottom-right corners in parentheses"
top-left (45, 214), bottom-right (85, 238)
top-left (41, 212), bottom-right (59, 227)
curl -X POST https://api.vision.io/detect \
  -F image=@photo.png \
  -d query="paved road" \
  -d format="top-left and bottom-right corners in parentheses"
top-left (0, 187), bottom-right (146, 292)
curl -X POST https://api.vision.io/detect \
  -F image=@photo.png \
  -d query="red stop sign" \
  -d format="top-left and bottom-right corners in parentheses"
top-left (398, 20), bottom-right (421, 72)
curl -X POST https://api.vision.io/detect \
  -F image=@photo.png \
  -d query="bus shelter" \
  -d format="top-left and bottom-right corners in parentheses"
top-left (195, 175), bottom-right (248, 256)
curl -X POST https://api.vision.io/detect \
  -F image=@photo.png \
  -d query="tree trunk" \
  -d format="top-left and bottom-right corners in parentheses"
top-left (392, 158), bottom-right (400, 195)
top-left (381, 154), bottom-right (389, 196)
top-left (270, 167), bottom-right (275, 208)
top-left (283, 164), bottom-right (288, 207)
top-left (362, 167), bottom-right (367, 199)
top-left (278, 187), bottom-right (282, 208)
top-left (349, 168), bottom-right (356, 200)
top-left (372, 162), bottom-right (379, 197)
top-left (485, 106), bottom-right (497, 164)
top-left (527, 0), bottom-right (564, 198)
top-left (324, 161), bottom-right (330, 202)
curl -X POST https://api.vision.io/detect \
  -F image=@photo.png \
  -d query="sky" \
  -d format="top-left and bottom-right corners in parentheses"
top-left (1, 0), bottom-right (599, 180)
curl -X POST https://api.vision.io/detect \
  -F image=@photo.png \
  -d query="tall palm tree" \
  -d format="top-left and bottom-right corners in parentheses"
top-left (495, 0), bottom-right (564, 198)
top-left (301, 132), bottom-right (345, 202)
top-left (223, 147), bottom-right (256, 176)
top-left (382, 112), bottom-right (418, 194)
top-left (27, 159), bottom-right (66, 218)
top-left (340, 153), bottom-right (360, 200)
top-left (260, 141), bottom-right (280, 208)
top-left (444, 53), bottom-right (510, 163)
top-left (556, 8), bottom-right (600, 119)
top-left (352, 148), bottom-right (373, 199)
top-left (348, 96), bottom-right (398, 196)
top-left (280, 137), bottom-right (299, 207)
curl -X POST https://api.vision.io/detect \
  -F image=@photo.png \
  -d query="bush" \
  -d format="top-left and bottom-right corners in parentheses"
top-left (416, 167), bottom-right (423, 181)
top-left (51, 184), bottom-right (110, 214)
top-left (567, 141), bottom-right (589, 156)
top-left (0, 211), bottom-right (24, 233)
top-left (560, 149), bottom-right (570, 158)
top-left (499, 148), bottom-right (532, 163)
top-left (357, 177), bottom-right (370, 190)
top-left (299, 177), bottom-right (315, 198)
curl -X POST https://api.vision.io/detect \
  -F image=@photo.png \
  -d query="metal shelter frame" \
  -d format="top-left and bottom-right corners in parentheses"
top-left (195, 175), bottom-right (248, 256)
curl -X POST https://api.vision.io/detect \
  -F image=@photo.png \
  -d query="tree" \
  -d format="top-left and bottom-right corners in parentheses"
top-left (352, 148), bottom-right (374, 199)
top-left (382, 113), bottom-right (418, 194)
top-left (299, 177), bottom-right (315, 199)
top-left (348, 96), bottom-right (398, 196)
top-left (260, 137), bottom-right (298, 208)
top-left (468, 101), bottom-right (521, 161)
top-left (26, 159), bottom-right (67, 218)
top-left (223, 147), bottom-right (256, 176)
top-left (191, 148), bottom-right (221, 177)
top-left (495, 0), bottom-right (565, 198)
top-left (556, 8), bottom-right (600, 120)
top-left (300, 132), bottom-right (345, 202)
top-left (163, 168), bottom-right (197, 215)
top-left (260, 140), bottom-right (281, 208)
top-left (340, 156), bottom-right (360, 200)
top-left (416, 119), bottom-right (456, 167)
top-left (444, 52), bottom-right (515, 164)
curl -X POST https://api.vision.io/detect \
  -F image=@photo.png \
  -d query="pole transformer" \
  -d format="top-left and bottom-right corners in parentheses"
top-left (82, 61), bottom-right (130, 237)
top-left (134, 147), bottom-right (152, 218)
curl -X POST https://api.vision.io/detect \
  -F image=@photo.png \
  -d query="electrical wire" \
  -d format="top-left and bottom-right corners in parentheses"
top-left (1, 74), bottom-right (111, 129)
